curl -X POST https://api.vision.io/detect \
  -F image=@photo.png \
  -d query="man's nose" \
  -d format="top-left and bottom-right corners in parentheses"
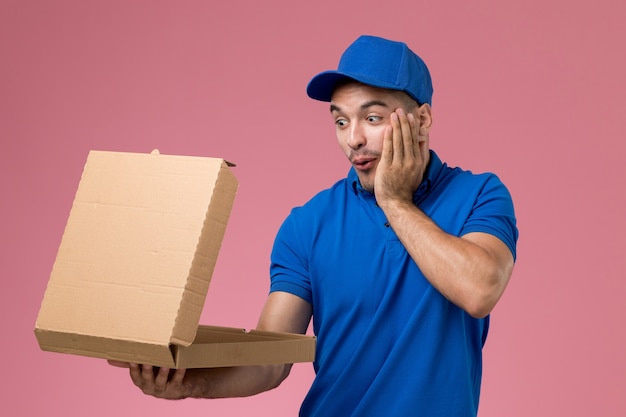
top-left (348, 124), bottom-right (366, 149)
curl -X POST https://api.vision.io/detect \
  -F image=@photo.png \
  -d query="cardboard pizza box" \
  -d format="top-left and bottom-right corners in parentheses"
top-left (34, 150), bottom-right (315, 368)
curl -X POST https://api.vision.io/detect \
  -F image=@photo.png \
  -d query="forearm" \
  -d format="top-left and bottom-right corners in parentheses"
top-left (121, 361), bottom-right (291, 400)
top-left (380, 199), bottom-right (512, 318)
top-left (184, 363), bottom-right (291, 399)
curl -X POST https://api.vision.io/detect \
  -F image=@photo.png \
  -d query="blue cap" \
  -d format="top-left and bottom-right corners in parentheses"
top-left (306, 35), bottom-right (433, 105)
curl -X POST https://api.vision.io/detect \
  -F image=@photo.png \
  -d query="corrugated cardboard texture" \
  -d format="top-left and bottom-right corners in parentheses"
top-left (35, 150), bottom-right (316, 368)
top-left (35, 150), bottom-right (237, 348)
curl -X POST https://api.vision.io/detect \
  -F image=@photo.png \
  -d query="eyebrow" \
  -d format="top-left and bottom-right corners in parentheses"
top-left (330, 100), bottom-right (390, 113)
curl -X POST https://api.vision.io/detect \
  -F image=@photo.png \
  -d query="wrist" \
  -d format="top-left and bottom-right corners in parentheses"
top-left (376, 194), bottom-right (414, 214)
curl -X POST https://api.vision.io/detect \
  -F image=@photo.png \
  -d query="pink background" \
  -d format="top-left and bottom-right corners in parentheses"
top-left (2, 0), bottom-right (624, 415)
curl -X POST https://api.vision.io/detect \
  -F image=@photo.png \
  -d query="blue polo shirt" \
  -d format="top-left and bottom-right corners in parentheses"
top-left (270, 151), bottom-right (518, 417)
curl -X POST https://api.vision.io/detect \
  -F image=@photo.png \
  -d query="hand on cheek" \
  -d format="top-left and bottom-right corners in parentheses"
top-left (374, 109), bottom-right (425, 205)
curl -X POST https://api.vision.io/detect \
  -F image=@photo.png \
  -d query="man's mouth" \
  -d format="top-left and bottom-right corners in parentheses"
top-left (352, 157), bottom-right (376, 171)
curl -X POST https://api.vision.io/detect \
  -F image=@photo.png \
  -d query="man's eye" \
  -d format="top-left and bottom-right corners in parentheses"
top-left (336, 119), bottom-right (348, 127)
top-left (367, 116), bottom-right (381, 123)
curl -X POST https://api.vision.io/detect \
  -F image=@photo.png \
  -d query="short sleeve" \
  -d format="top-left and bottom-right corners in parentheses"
top-left (269, 209), bottom-right (313, 304)
top-left (461, 174), bottom-right (519, 260)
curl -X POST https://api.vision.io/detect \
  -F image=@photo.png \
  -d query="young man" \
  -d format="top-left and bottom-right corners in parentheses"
top-left (112, 35), bottom-right (518, 417)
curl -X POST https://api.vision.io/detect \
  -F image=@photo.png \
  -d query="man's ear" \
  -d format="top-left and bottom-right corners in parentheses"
top-left (417, 103), bottom-right (433, 135)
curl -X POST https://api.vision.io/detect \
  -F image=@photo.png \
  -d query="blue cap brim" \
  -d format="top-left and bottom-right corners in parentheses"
top-left (306, 70), bottom-right (406, 102)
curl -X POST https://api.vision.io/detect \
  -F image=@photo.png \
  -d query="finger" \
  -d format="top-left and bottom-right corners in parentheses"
top-left (141, 364), bottom-right (154, 379)
top-left (129, 363), bottom-right (144, 387)
top-left (412, 112), bottom-right (429, 164)
top-left (108, 360), bottom-right (130, 368)
top-left (397, 109), bottom-right (414, 162)
top-left (408, 113), bottom-right (420, 160)
top-left (382, 124), bottom-right (394, 163)
top-left (154, 367), bottom-right (171, 391)
top-left (140, 365), bottom-right (156, 390)
top-left (170, 368), bottom-right (187, 388)
top-left (390, 111), bottom-right (402, 162)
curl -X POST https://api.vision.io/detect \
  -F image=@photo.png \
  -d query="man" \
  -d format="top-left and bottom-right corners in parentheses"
top-left (112, 35), bottom-right (518, 416)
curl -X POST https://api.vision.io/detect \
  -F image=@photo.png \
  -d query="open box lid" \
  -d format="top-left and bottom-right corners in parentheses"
top-left (35, 150), bottom-right (242, 363)
top-left (35, 149), bottom-right (316, 368)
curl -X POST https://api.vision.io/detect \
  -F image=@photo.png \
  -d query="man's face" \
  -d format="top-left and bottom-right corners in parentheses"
top-left (330, 82), bottom-right (423, 193)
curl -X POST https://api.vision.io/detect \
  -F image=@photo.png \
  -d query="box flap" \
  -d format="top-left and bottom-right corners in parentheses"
top-left (35, 150), bottom-right (238, 349)
top-left (35, 325), bottom-right (316, 369)
top-left (34, 328), bottom-right (178, 368)
top-left (173, 326), bottom-right (317, 369)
